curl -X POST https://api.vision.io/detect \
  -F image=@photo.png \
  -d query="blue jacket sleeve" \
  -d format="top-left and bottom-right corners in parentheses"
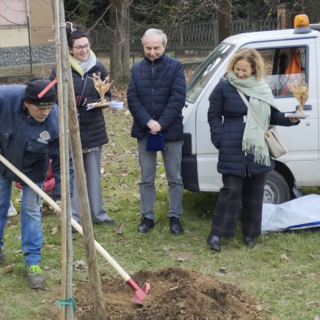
top-left (270, 107), bottom-right (300, 127)
top-left (127, 66), bottom-right (153, 128)
top-left (208, 81), bottom-right (225, 149)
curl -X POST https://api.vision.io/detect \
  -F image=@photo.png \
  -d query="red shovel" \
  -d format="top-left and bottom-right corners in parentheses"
top-left (0, 154), bottom-right (150, 304)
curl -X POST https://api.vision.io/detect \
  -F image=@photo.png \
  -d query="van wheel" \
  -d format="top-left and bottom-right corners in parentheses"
top-left (264, 170), bottom-right (290, 204)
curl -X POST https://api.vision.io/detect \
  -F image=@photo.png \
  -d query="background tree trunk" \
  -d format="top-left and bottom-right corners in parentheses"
top-left (109, 0), bottom-right (130, 85)
top-left (218, 0), bottom-right (232, 44)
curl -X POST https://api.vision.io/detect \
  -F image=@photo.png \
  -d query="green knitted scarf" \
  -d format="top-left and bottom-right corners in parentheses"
top-left (69, 50), bottom-right (96, 76)
top-left (228, 71), bottom-right (278, 166)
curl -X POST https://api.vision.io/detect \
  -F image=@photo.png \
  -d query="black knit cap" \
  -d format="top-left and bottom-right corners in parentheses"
top-left (23, 77), bottom-right (57, 106)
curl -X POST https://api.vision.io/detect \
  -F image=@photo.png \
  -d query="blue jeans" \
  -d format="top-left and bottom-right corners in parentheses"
top-left (0, 175), bottom-right (43, 266)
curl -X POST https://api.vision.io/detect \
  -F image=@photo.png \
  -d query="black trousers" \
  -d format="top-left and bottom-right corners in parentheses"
top-left (211, 173), bottom-right (266, 238)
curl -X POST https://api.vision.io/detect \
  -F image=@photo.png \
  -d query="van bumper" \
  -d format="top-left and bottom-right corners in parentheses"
top-left (181, 133), bottom-right (199, 192)
top-left (181, 155), bottom-right (199, 192)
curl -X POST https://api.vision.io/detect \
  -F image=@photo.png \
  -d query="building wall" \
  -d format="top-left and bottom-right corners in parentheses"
top-left (29, 0), bottom-right (55, 46)
top-left (0, 45), bottom-right (55, 67)
top-left (0, 0), bottom-right (55, 47)
top-left (0, 0), bottom-right (56, 66)
top-left (0, 27), bottom-right (29, 47)
top-left (0, 0), bottom-right (27, 25)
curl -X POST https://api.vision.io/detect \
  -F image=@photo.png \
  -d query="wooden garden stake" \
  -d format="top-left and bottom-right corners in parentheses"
top-left (56, 1), bottom-right (107, 318)
top-left (51, 0), bottom-right (73, 319)
top-left (66, 60), bottom-right (107, 320)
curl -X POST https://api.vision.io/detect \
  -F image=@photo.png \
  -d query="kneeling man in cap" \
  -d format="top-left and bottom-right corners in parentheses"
top-left (0, 77), bottom-right (73, 289)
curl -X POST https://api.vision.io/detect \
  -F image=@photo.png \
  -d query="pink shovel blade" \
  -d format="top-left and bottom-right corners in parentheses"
top-left (126, 278), bottom-right (151, 305)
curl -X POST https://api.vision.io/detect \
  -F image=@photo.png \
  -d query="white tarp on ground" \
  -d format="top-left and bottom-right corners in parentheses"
top-left (262, 194), bottom-right (320, 233)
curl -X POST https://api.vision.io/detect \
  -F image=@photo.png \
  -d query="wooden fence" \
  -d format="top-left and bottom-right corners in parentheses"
top-left (91, 19), bottom-right (278, 50)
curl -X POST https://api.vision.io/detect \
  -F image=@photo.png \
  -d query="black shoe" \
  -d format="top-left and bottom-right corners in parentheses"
top-left (244, 236), bottom-right (256, 247)
top-left (169, 217), bottom-right (183, 236)
top-left (206, 233), bottom-right (221, 251)
top-left (138, 217), bottom-right (154, 233)
top-left (104, 219), bottom-right (116, 226)
top-left (0, 248), bottom-right (7, 264)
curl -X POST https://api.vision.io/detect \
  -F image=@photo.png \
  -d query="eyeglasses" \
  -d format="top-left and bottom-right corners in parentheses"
top-left (73, 43), bottom-right (91, 51)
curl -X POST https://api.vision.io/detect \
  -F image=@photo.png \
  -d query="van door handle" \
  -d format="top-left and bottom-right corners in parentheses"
top-left (296, 104), bottom-right (312, 111)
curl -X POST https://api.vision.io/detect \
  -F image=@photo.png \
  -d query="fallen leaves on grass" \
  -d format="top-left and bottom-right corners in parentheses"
top-left (219, 267), bottom-right (227, 273)
top-left (0, 264), bottom-right (15, 274)
top-left (284, 272), bottom-right (301, 279)
top-left (51, 227), bottom-right (58, 235)
top-left (116, 223), bottom-right (123, 234)
top-left (73, 260), bottom-right (87, 270)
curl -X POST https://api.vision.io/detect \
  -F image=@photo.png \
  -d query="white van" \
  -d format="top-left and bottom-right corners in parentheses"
top-left (181, 15), bottom-right (320, 204)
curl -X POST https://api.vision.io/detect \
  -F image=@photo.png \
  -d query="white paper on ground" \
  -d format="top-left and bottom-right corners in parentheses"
top-left (261, 194), bottom-right (320, 233)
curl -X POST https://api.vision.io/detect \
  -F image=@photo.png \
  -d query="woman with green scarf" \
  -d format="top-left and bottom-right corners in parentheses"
top-left (206, 48), bottom-right (299, 251)
top-left (50, 23), bottom-right (115, 228)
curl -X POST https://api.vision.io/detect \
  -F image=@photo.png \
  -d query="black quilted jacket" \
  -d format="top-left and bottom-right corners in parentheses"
top-left (50, 60), bottom-right (110, 150)
top-left (208, 79), bottom-right (298, 177)
top-left (127, 53), bottom-right (186, 141)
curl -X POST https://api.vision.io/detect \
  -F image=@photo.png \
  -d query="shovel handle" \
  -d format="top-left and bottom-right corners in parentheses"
top-left (0, 154), bottom-right (130, 281)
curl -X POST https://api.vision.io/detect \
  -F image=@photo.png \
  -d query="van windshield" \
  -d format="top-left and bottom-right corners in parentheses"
top-left (186, 43), bottom-right (235, 102)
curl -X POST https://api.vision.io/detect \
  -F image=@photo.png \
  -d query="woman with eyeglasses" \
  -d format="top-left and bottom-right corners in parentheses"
top-left (50, 23), bottom-right (115, 228)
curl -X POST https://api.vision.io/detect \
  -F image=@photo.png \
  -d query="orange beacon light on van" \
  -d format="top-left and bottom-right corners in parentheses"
top-left (294, 14), bottom-right (311, 33)
top-left (294, 14), bottom-right (309, 28)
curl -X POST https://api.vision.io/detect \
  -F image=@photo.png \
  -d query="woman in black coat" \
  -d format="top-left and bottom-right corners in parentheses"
top-left (206, 48), bottom-right (299, 251)
top-left (50, 23), bottom-right (115, 227)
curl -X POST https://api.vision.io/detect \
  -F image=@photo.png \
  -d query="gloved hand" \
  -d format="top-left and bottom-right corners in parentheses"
top-left (76, 95), bottom-right (87, 108)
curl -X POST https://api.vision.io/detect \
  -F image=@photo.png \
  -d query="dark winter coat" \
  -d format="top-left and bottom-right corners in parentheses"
top-left (208, 79), bottom-right (298, 177)
top-left (127, 52), bottom-right (186, 141)
top-left (0, 84), bottom-right (73, 197)
top-left (50, 60), bottom-right (110, 150)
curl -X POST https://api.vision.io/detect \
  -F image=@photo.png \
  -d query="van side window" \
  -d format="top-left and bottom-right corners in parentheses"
top-left (186, 43), bottom-right (235, 102)
top-left (258, 47), bottom-right (307, 97)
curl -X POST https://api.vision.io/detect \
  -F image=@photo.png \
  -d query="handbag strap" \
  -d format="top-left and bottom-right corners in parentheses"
top-left (81, 73), bottom-right (89, 97)
top-left (237, 89), bottom-right (268, 135)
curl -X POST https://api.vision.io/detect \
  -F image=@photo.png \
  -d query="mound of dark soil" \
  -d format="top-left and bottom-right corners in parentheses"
top-left (37, 267), bottom-right (263, 320)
